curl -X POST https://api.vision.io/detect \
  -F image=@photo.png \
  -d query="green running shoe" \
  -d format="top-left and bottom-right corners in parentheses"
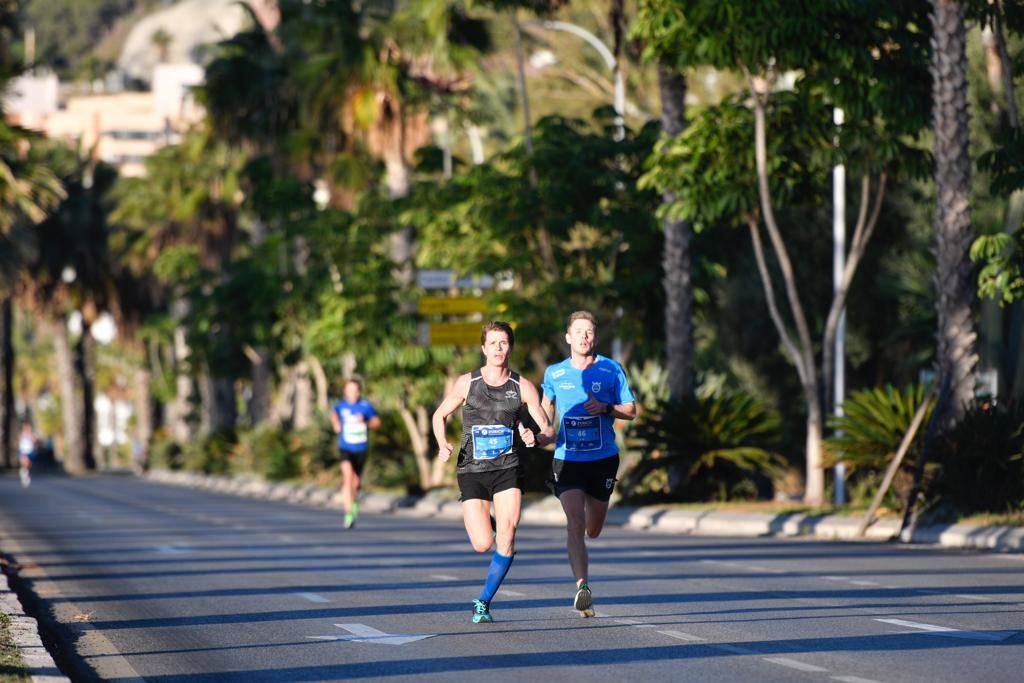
top-left (343, 513), bottom-right (356, 529)
top-left (472, 599), bottom-right (493, 624)
top-left (573, 583), bottom-right (594, 617)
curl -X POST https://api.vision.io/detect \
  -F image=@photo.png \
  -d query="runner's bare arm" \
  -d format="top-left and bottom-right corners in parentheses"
top-left (367, 415), bottom-right (382, 430)
top-left (329, 408), bottom-right (341, 434)
top-left (432, 373), bottom-right (471, 462)
top-left (584, 391), bottom-right (637, 420)
top-left (520, 379), bottom-right (554, 447)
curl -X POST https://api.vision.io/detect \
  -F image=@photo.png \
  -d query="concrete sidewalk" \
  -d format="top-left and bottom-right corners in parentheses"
top-left (0, 571), bottom-right (68, 683)
top-left (147, 469), bottom-right (1024, 553)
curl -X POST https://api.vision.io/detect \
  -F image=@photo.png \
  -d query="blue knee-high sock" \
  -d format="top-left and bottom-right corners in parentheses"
top-left (478, 551), bottom-right (515, 603)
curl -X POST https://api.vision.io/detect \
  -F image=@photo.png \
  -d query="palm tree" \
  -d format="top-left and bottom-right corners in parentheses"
top-left (930, 0), bottom-right (977, 424)
top-left (20, 142), bottom-right (120, 474)
top-left (112, 131), bottom-right (246, 439)
top-left (0, 118), bottom-right (64, 469)
top-left (657, 63), bottom-right (694, 403)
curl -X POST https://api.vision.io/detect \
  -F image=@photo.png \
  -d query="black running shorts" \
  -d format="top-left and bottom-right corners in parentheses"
top-left (458, 466), bottom-right (521, 502)
top-left (338, 448), bottom-right (368, 477)
top-left (551, 454), bottom-right (619, 502)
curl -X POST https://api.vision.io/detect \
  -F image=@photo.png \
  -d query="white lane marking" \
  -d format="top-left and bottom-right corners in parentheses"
top-left (850, 580), bottom-right (880, 586)
top-left (831, 677), bottom-right (884, 683)
top-left (429, 574), bottom-right (459, 581)
top-left (308, 623), bottom-right (435, 646)
top-left (497, 589), bottom-right (525, 597)
top-left (823, 576), bottom-right (850, 581)
top-left (764, 657), bottom-right (828, 672)
top-left (954, 594), bottom-right (986, 601)
top-left (295, 592), bottom-right (330, 604)
top-left (593, 611), bottom-right (612, 618)
top-left (875, 618), bottom-right (1011, 642)
top-left (154, 544), bottom-right (192, 554)
top-left (710, 644), bottom-right (759, 655)
top-left (658, 630), bottom-right (705, 641)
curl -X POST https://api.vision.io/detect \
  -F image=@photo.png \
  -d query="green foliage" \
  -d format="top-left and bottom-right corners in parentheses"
top-left (929, 402), bottom-right (1024, 514)
top-left (148, 429), bottom-right (182, 470)
top-left (181, 429), bottom-right (236, 474)
top-left (824, 383), bottom-right (934, 472)
top-left (20, 0), bottom-right (145, 76)
top-left (624, 372), bottom-right (785, 502)
top-left (972, 232), bottom-right (1024, 304)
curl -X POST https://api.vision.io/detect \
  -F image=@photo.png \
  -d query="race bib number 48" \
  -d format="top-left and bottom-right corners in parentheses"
top-left (563, 415), bottom-right (602, 452)
top-left (471, 425), bottom-right (513, 460)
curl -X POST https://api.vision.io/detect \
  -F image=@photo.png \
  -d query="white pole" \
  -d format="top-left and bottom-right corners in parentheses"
top-left (833, 106), bottom-right (847, 506)
top-left (531, 20), bottom-right (624, 139)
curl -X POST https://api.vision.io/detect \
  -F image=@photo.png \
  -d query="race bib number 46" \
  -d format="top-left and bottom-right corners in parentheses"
top-left (471, 425), bottom-right (513, 460)
top-left (563, 415), bottom-right (602, 452)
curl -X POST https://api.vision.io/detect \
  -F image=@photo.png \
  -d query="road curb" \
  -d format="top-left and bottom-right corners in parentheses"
top-left (144, 469), bottom-right (1024, 552)
top-left (1, 571), bottom-right (70, 683)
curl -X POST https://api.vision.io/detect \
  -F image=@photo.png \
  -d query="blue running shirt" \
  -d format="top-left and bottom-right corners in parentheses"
top-left (333, 399), bottom-right (378, 453)
top-left (542, 355), bottom-right (635, 462)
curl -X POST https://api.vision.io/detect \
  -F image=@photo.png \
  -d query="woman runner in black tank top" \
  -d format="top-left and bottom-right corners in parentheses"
top-left (432, 321), bottom-right (553, 623)
top-left (456, 368), bottom-right (523, 475)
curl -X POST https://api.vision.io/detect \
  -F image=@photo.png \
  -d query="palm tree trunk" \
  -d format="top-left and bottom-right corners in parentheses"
top-left (0, 298), bottom-right (14, 469)
top-left (931, 0), bottom-right (978, 422)
top-left (74, 329), bottom-right (97, 470)
top-left (134, 351), bottom-right (154, 468)
top-left (51, 316), bottom-right (85, 472)
top-left (657, 64), bottom-right (694, 402)
top-left (293, 361), bottom-right (313, 429)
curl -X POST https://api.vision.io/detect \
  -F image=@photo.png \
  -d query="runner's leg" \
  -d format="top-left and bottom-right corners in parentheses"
top-left (462, 499), bottom-right (495, 553)
top-left (585, 496), bottom-right (610, 538)
top-left (558, 489), bottom-right (589, 587)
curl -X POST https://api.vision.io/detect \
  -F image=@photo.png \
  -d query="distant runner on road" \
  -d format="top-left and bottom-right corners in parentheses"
top-left (18, 422), bottom-right (35, 488)
top-left (433, 321), bottom-right (553, 624)
top-left (330, 378), bottom-right (381, 529)
top-left (542, 310), bottom-right (636, 617)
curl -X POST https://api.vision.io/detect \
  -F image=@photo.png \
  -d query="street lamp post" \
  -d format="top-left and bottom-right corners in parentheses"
top-left (526, 19), bottom-right (625, 141)
top-left (833, 106), bottom-right (847, 506)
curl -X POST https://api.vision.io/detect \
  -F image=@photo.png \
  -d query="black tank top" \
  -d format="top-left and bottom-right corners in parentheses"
top-left (457, 369), bottom-right (523, 474)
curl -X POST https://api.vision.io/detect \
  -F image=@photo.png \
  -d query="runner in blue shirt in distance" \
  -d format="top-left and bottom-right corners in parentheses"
top-left (330, 378), bottom-right (381, 529)
top-left (541, 310), bottom-right (636, 617)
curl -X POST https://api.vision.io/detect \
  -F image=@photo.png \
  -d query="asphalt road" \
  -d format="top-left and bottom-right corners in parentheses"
top-left (1, 474), bottom-right (1022, 682)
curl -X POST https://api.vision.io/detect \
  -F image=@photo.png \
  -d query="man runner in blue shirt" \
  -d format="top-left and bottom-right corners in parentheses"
top-left (542, 310), bottom-right (636, 617)
top-left (330, 378), bottom-right (381, 529)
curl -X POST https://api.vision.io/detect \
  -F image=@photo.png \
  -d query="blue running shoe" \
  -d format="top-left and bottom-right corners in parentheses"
top-left (472, 599), bottom-right (493, 624)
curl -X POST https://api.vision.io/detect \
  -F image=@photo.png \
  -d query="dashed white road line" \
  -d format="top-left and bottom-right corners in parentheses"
top-left (823, 576), bottom-right (850, 581)
top-left (954, 594), bottom-right (986, 601)
top-left (295, 592), bottom-right (331, 604)
top-left (428, 574), bottom-right (459, 581)
top-left (497, 589), bottom-right (526, 597)
top-left (831, 676), bottom-right (884, 683)
top-left (763, 657), bottom-right (828, 672)
top-left (875, 618), bottom-right (1010, 641)
top-left (849, 580), bottom-right (880, 586)
top-left (658, 630), bottom-right (704, 641)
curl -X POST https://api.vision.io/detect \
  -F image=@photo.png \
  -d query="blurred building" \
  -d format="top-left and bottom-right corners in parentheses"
top-left (4, 63), bottom-right (204, 177)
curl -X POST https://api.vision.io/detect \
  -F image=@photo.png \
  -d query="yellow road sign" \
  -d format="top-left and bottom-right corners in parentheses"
top-left (417, 296), bottom-right (489, 315)
top-left (427, 322), bottom-right (484, 346)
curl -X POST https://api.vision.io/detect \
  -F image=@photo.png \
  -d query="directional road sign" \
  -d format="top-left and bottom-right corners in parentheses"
top-left (417, 296), bottom-right (488, 315)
